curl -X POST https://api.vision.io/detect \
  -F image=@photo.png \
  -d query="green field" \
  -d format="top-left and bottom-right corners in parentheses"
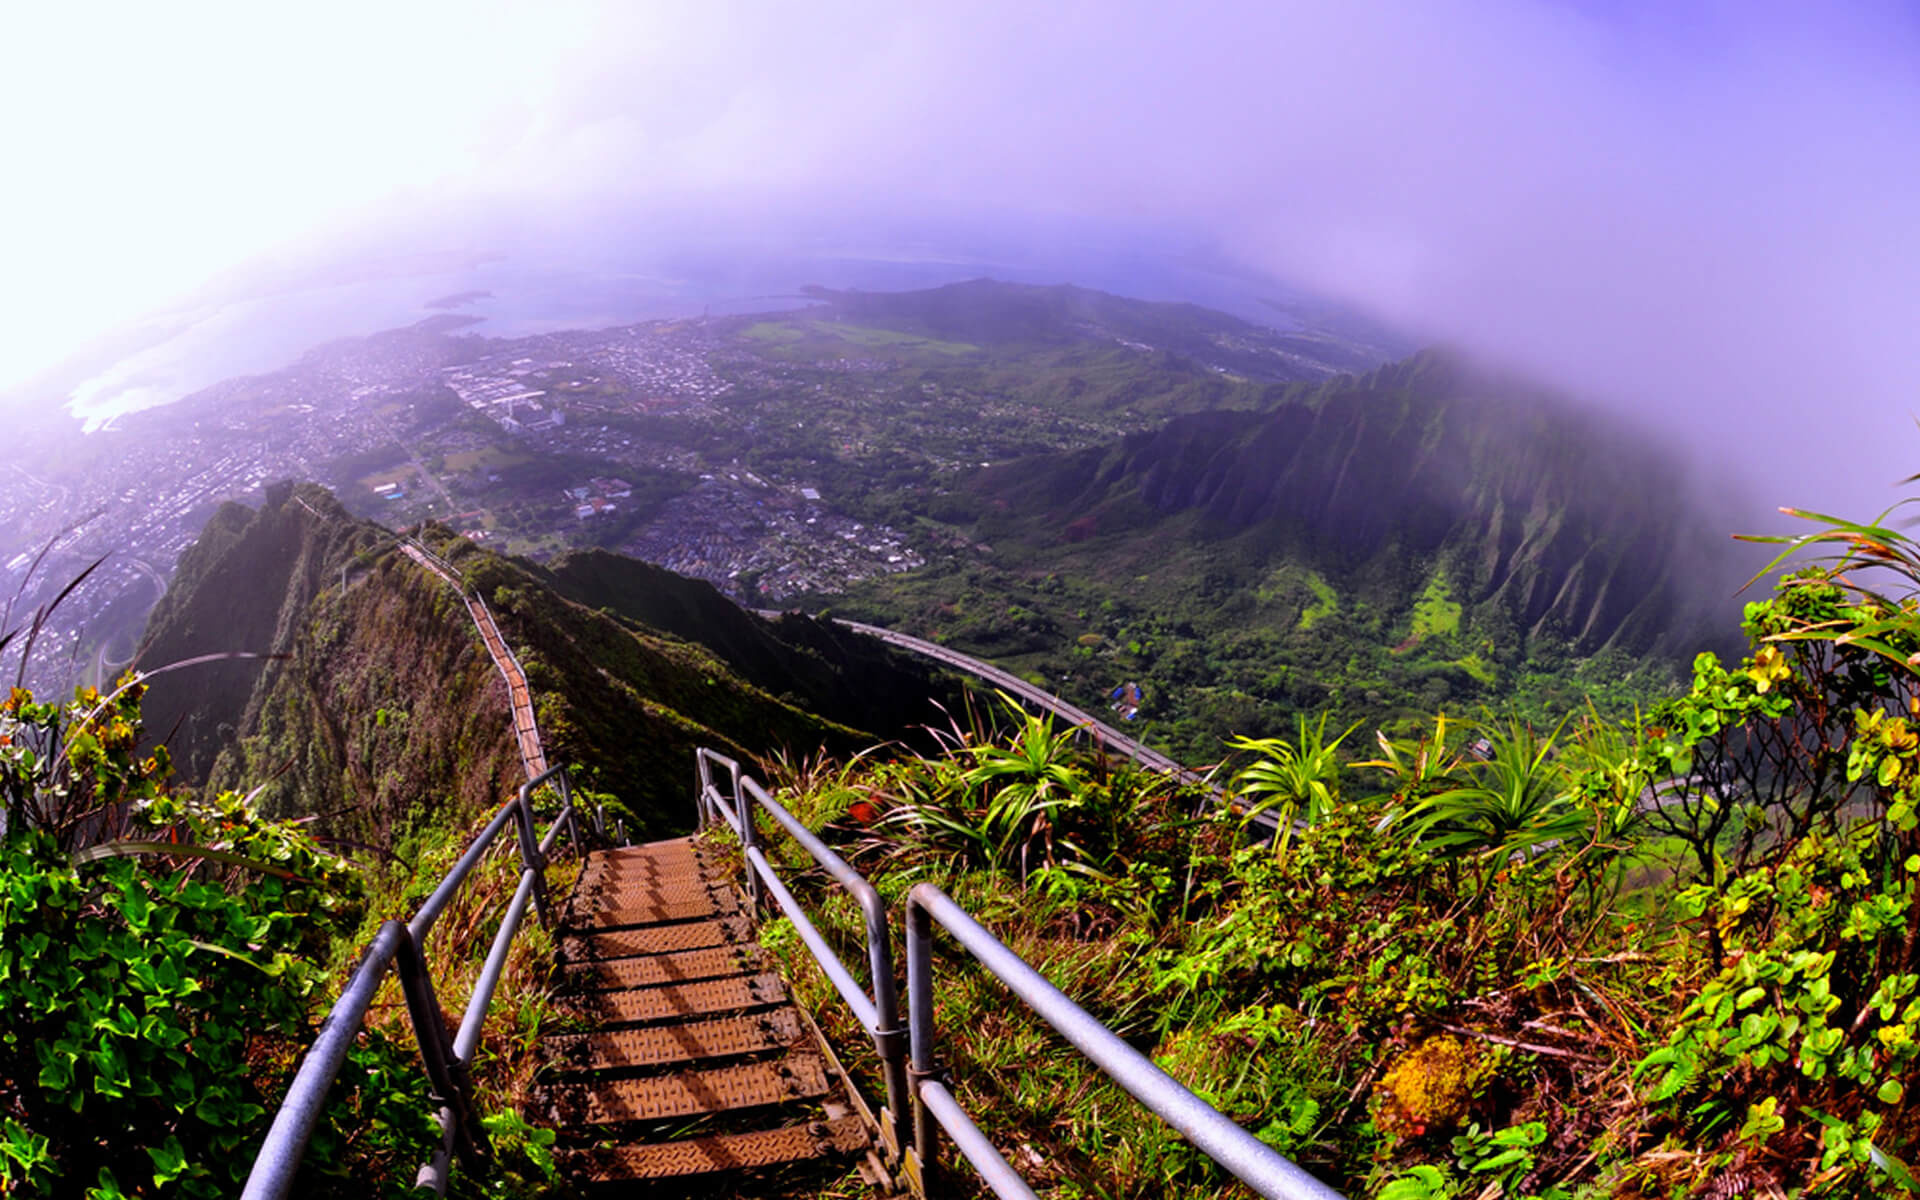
top-left (741, 318), bottom-right (978, 357)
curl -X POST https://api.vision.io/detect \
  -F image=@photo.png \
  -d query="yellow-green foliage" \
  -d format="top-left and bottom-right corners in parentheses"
top-left (1299, 571), bottom-right (1338, 630)
top-left (816, 322), bottom-right (979, 355)
top-left (741, 320), bottom-right (805, 344)
top-left (1409, 571), bottom-right (1462, 640)
top-left (1450, 652), bottom-right (1496, 684)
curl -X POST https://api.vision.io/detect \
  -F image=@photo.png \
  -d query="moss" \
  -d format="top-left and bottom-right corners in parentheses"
top-left (1298, 571), bottom-right (1339, 630)
top-left (1374, 1035), bottom-right (1492, 1137)
top-left (1410, 571), bottom-right (1462, 640)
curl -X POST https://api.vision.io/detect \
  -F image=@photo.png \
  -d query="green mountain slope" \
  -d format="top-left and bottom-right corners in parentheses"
top-left (806, 278), bottom-right (1385, 379)
top-left (135, 483), bottom-right (942, 841)
top-left (535, 548), bottom-right (968, 735)
top-left (829, 351), bottom-right (1753, 756)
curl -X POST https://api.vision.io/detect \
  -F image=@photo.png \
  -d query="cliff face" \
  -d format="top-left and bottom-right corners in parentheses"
top-left (136, 485), bottom-right (885, 842)
top-left (136, 482), bottom-right (392, 785)
top-left (967, 351), bottom-right (1744, 658)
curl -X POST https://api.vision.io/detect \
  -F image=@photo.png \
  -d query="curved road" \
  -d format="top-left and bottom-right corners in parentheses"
top-left (832, 618), bottom-right (1213, 789)
top-left (788, 618), bottom-right (1302, 829)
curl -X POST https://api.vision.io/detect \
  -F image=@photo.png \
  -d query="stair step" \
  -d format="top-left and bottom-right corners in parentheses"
top-left (572, 888), bottom-right (739, 929)
top-left (598, 838), bottom-right (700, 859)
top-left (543, 1010), bottom-right (803, 1074)
top-left (548, 1053), bottom-right (831, 1125)
top-left (577, 860), bottom-right (711, 892)
top-left (577, 850), bottom-right (709, 877)
top-left (562, 917), bottom-right (754, 960)
top-left (558, 974), bottom-right (789, 1025)
top-left (562, 1115), bottom-right (868, 1181)
top-left (562, 945), bottom-right (765, 992)
top-left (571, 880), bottom-right (720, 908)
top-left (588, 841), bottom-right (703, 871)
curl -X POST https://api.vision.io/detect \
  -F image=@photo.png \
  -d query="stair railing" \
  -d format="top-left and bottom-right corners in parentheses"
top-left (241, 765), bottom-right (578, 1200)
top-left (692, 749), bottom-right (1344, 1200)
top-left (695, 748), bottom-right (912, 1163)
top-left (905, 883), bottom-right (1343, 1200)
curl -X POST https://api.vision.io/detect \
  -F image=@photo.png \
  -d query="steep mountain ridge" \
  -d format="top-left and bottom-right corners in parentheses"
top-left (831, 349), bottom-right (1751, 754)
top-left (966, 351), bottom-right (1740, 657)
top-left (135, 484), bottom-right (948, 841)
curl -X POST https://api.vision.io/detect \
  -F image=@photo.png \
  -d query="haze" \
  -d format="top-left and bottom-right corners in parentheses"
top-left (6, 0), bottom-right (1918, 522)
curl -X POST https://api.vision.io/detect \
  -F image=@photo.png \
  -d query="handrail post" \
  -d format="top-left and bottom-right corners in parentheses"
top-left (514, 780), bottom-right (553, 927)
top-left (860, 884), bottom-right (910, 1164)
top-left (695, 749), bottom-right (714, 830)
top-left (392, 922), bottom-right (489, 1166)
top-left (732, 763), bottom-right (759, 914)
top-left (556, 770), bottom-right (579, 851)
top-left (905, 896), bottom-right (941, 1192)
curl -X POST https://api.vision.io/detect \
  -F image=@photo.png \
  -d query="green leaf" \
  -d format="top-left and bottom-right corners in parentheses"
top-left (146, 1136), bottom-right (187, 1185)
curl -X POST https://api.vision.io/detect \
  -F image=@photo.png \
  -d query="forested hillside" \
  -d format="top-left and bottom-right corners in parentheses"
top-left (832, 350), bottom-right (1754, 757)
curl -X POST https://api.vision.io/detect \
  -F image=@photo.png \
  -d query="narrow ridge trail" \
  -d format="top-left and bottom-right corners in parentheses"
top-left (399, 538), bottom-right (874, 1191)
top-left (400, 539), bottom-right (549, 780)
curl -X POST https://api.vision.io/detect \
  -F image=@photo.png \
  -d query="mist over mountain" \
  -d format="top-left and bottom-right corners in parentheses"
top-left (828, 329), bottom-right (1758, 754)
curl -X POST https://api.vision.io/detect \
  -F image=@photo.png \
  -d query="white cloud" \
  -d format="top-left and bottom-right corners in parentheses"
top-left (6, 1), bottom-right (1919, 517)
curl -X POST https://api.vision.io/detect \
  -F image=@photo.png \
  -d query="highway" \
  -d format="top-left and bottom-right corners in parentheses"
top-left (824, 617), bottom-right (1239, 806)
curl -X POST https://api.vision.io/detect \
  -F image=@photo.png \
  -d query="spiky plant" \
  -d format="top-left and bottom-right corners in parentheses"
top-left (1226, 713), bottom-right (1357, 860)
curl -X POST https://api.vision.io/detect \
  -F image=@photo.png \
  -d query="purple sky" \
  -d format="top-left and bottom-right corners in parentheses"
top-left (8, 0), bottom-right (1920, 522)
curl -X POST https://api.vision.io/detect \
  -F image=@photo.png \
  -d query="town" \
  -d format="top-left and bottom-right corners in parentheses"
top-left (0, 285), bottom-right (1323, 697)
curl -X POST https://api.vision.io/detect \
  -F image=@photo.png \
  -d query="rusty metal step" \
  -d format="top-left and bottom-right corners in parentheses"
top-left (562, 945), bottom-right (766, 992)
top-left (562, 1115), bottom-right (868, 1181)
top-left (564, 884), bottom-right (720, 928)
top-left (543, 1010), bottom-right (804, 1074)
top-left (548, 1053), bottom-right (831, 1125)
top-left (562, 917), bottom-right (753, 960)
top-left (582, 843), bottom-right (706, 869)
top-left (576, 864), bottom-right (714, 894)
top-left (558, 974), bottom-right (788, 1025)
top-left (589, 841), bottom-right (703, 871)
top-left (572, 880), bottom-right (719, 908)
top-left (577, 859), bottom-right (709, 891)
top-left (573, 888), bottom-right (739, 929)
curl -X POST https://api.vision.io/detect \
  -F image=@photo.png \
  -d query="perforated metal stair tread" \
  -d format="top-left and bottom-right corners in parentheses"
top-left (539, 839), bottom-right (873, 1184)
top-left (581, 844), bottom-right (706, 879)
top-left (579, 853), bottom-right (710, 882)
top-left (577, 858), bottom-right (712, 887)
top-left (549, 1054), bottom-right (832, 1124)
top-left (572, 880), bottom-right (720, 908)
top-left (573, 889), bottom-right (739, 928)
top-left (558, 973), bottom-right (790, 1025)
top-left (562, 945), bottom-right (766, 992)
top-left (562, 917), bottom-right (754, 960)
top-left (544, 1010), bottom-right (804, 1074)
top-left (563, 1116), bottom-right (868, 1180)
top-left (598, 839), bottom-right (702, 863)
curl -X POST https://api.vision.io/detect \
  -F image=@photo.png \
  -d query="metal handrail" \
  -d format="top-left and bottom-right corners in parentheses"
top-left (242, 765), bottom-right (576, 1200)
top-left (689, 749), bottom-right (1342, 1199)
top-left (694, 748), bottom-right (911, 1160)
top-left (905, 882), bottom-right (1344, 1200)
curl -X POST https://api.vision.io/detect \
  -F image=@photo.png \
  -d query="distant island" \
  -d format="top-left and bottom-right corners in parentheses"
top-left (426, 289), bottom-right (493, 310)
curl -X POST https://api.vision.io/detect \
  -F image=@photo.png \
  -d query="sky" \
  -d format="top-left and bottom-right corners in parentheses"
top-left (5, 0), bottom-right (1920, 520)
